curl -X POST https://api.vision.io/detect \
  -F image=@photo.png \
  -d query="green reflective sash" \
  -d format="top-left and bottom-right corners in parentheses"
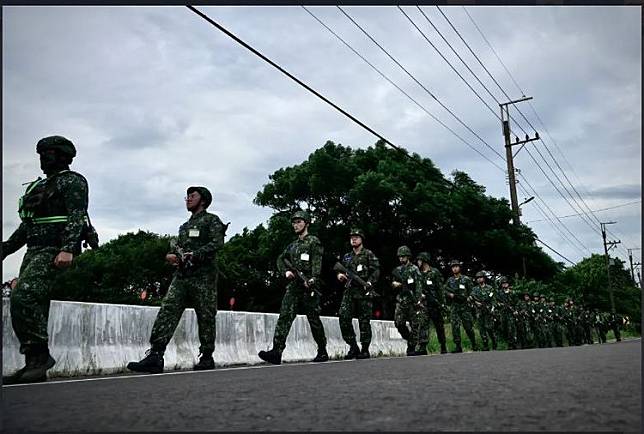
top-left (18, 178), bottom-right (44, 220)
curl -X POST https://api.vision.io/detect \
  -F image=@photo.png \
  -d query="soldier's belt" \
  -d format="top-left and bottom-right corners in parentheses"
top-left (29, 216), bottom-right (90, 224)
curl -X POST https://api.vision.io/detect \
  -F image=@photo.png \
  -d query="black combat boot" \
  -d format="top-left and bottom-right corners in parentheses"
top-left (344, 343), bottom-right (360, 360)
top-left (356, 343), bottom-right (370, 359)
top-left (451, 343), bottom-right (463, 353)
top-left (13, 348), bottom-right (56, 384)
top-left (127, 349), bottom-right (164, 374)
top-left (3, 354), bottom-right (30, 385)
top-left (439, 340), bottom-right (448, 354)
top-left (312, 348), bottom-right (329, 363)
top-left (406, 342), bottom-right (416, 356)
top-left (193, 352), bottom-right (215, 371)
top-left (258, 348), bottom-right (282, 365)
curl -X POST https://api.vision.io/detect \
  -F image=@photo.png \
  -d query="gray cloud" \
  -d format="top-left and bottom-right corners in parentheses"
top-left (2, 5), bottom-right (641, 279)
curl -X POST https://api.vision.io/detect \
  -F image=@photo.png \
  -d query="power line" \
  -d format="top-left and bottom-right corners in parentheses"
top-left (525, 200), bottom-right (641, 223)
top-left (461, 6), bottom-right (635, 261)
top-left (185, 5), bottom-right (414, 165)
top-left (337, 6), bottom-right (505, 162)
top-left (301, 6), bottom-right (505, 172)
top-left (535, 238), bottom-right (576, 266)
top-left (396, 6), bottom-right (502, 122)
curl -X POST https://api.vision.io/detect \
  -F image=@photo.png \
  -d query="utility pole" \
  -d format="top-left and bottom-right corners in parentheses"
top-left (627, 248), bottom-right (640, 285)
top-left (601, 222), bottom-right (621, 314)
top-left (500, 96), bottom-right (539, 277)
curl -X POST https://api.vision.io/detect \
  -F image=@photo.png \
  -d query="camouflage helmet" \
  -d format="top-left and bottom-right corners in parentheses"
top-left (498, 276), bottom-right (509, 284)
top-left (449, 259), bottom-right (462, 267)
top-left (475, 271), bottom-right (487, 278)
top-left (291, 210), bottom-right (310, 223)
top-left (349, 228), bottom-right (365, 239)
top-left (187, 186), bottom-right (212, 209)
top-left (532, 292), bottom-right (540, 298)
top-left (549, 297), bottom-right (555, 303)
top-left (36, 135), bottom-right (76, 159)
top-left (417, 251), bottom-right (431, 262)
top-left (397, 245), bottom-right (412, 257)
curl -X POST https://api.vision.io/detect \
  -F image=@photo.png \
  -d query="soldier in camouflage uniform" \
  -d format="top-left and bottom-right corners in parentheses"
top-left (530, 293), bottom-right (546, 348)
top-left (391, 246), bottom-right (423, 356)
top-left (516, 291), bottom-right (533, 349)
top-left (414, 251), bottom-right (447, 355)
top-left (258, 211), bottom-right (328, 365)
top-left (550, 298), bottom-right (565, 347)
top-left (445, 259), bottom-right (477, 353)
top-left (470, 271), bottom-right (497, 351)
top-left (610, 312), bottom-right (622, 342)
top-left (335, 228), bottom-right (380, 360)
top-left (539, 294), bottom-right (553, 348)
top-left (128, 186), bottom-right (226, 373)
top-left (593, 309), bottom-right (607, 344)
top-left (495, 276), bottom-right (518, 350)
top-left (3, 136), bottom-right (95, 384)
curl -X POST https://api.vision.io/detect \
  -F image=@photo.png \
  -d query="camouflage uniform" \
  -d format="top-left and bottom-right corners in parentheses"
top-left (445, 266), bottom-right (477, 351)
top-left (391, 251), bottom-right (423, 354)
top-left (593, 310), bottom-right (607, 344)
top-left (337, 246), bottom-right (380, 350)
top-left (551, 302), bottom-right (566, 347)
top-left (272, 233), bottom-right (327, 353)
top-left (415, 260), bottom-right (447, 354)
top-left (495, 281), bottom-right (518, 349)
top-left (149, 209), bottom-right (225, 355)
top-left (517, 294), bottom-right (534, 349)
top-left (3, 170), bottom-right (89, 355)
top-left (470, 277), bottom-right (497, 351)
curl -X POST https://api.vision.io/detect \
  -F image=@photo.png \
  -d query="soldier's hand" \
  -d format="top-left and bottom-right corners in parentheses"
top-left (285, 271), bottom-right (295, 280)
top-left (166, 254), bottom-right (180, 266)
top-left (54, 251), bottom-right (74, 268)
top-left (448, 293), bottom-right (454, 299)
top-left (392, 281), bottom-right (402, 288)
top-left (337, 273), bottom-right (348, 282)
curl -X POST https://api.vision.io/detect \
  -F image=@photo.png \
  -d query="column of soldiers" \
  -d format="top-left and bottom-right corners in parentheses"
top-left (1, 136), bottom-right (630, 384)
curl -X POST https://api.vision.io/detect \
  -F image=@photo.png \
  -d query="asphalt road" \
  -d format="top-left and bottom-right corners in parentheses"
top-left (2, 339), bottom-right (640, 432)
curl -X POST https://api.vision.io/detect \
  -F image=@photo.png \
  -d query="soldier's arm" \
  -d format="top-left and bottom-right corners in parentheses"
top-left (435, 271), bottom-right (446, 304)
top-left (61, 174), bottom-right (89, 253)
top-left (276, 246), bottom-right (290, 274)
top-left (2, 223), bottom-right (28, 260)
top-left (367, 251), bottom-right (380, 284)
top-left (191, 216), bottom-right (225, 263)
top-left (414, 267), bottom-right (423, 299)
top-left (310, 238), bottom-right (323, 280)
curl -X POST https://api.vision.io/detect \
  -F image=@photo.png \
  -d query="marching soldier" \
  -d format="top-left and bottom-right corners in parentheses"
top-left (391, 246), bottom-right (423, 356)
top-left (495, 276), bottom-right (518, 350)
top-left (415, 251), bottom-right (447, 355)
top-left (445, 260), bottom-right (477, 353)
top-left (3, 136), bottom-right (97, 384)
top-left (335, 228), bottom-right (380, 360)
top-left (470, 271), bottom-right (497, 351)
top-left (128, 186), bottom-right (226, 373)
top-left (258, 211), bottom-right (329, 365)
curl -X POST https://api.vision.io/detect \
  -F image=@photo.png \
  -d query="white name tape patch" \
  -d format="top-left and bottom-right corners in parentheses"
top-left (188, 229), bottom-right (200, 237)
top-left (300, 253), bottom-right (310, 261)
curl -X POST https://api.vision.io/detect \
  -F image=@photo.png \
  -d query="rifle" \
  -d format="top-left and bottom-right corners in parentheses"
top-left (282, 257), bottom-right (322, 297)
top-left (391, 268), bottom-right (416, 298)
top-left (170, 239), bottom-right (194, 271)
top-left (333, 261), bottom-right (378, 297)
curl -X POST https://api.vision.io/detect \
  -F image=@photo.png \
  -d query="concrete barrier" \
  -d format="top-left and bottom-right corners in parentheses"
top-left (2, 298), bottom-right (407, 378)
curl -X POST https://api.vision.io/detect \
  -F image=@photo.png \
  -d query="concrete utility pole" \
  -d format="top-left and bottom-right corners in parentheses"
top-left (601, 222), bottom-right (621, 314)
top-left (627, 248), bottom-right (640, 286)
top-left (500, 96), bottom-right (539, 277)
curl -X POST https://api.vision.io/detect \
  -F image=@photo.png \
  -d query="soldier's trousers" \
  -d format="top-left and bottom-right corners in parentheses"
top-left (500, 312), bottom-right (518, 348)
top-left (338, 290), bottom-right (372, 347)
top-left (272, 283), bottom-right (327, 352)
top-left (476, 310), bottom-right (496, 350)
top-left (517, 319), bottom-right (531, 349)
top-left (10, 247), bottom-right (60, 354)
top-left (552, 323), bottom-right (564, 347)
top-left (596, 326), bottom-right (607, 343)
top-left (450, 303), bottom-right (476, 349)
top-left (612, 323), bottom-right (621, 341)
top-left (150, 269), bottom-right (218, 355)
top-left (415, 303), bottom-right (447, 349)
top-left (395, 296), bottom-right (419, 348)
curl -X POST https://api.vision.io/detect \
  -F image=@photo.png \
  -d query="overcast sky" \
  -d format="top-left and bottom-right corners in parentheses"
top-left (2, 6), bottom-right (641, 280)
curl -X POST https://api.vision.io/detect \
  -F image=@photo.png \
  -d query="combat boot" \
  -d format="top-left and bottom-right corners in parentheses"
top-left (258, 348), bottom-right (282, 365)
top-left (193, 352), bottom-right (215, 371)
top-left (356, 343), bottom-right (370, 359)
top-left (451, 344), bottom-right (463, 353)
top-left (439, 341), bottom-right (448, 354)
top-left (15, 349), bottom-right (56, 384)
top-left (406, 342), bottom-right (416, 356)
top-left (127, 349), bottom-right (164, 374)
top-left (344, 343), bottom-right (360, 360)
top-left (312, 348), bottom-right (329, 363)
